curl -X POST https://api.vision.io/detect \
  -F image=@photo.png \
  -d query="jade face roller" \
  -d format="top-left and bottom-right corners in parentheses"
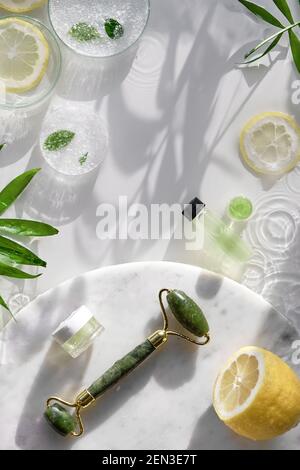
top-left (45, 289), bottom-right (210, 437)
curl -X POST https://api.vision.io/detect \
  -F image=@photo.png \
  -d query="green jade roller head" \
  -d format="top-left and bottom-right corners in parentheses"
top-left (44, 289), bottom-right (210, 437)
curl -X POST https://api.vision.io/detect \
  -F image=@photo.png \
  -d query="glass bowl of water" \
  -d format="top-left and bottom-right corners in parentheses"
top-left (0, 15), bottom-right (62, 110)
top-left (48, 0), bottom-right (150, 59)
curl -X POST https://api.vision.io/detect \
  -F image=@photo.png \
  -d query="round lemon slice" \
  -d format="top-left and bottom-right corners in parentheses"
top-left (0, 0), bottom-right (46, 12)
top-left (240, 112), bottom-right (300, 175)
top-left (0, 17), bottom-right (49, 93)
top-left (213, 346), bottom-right (300, 441)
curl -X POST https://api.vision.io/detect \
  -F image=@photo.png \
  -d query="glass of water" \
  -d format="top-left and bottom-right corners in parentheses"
top-left (48, 0), bottom-right (150, 59)
top-left (40, 102), bottom-right (108, 176)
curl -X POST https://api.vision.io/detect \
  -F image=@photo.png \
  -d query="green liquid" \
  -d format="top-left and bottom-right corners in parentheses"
top-left (62, 317), bottom-right (103, 358)
top-left (228, 197), bottom-right (253, 221)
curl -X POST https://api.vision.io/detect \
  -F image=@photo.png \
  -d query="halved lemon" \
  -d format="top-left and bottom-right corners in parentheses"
top-left (0, 17), bottom-right (49, 93)
top-left (213, 346), bottom-right (300, 441)
top-left (0, 0), bottom-right (46, 12)
top-left (240, 112), bottom-right (300, 175)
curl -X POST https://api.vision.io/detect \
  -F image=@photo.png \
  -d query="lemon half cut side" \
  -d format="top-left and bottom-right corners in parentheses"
top-left (240, 112), bottom-right (300, 176)
top-left (0, 17), bottom-right (49, 93)
top-left (0, 0), bottom-right (46, 12)
top-left (213, 346), bottom-right (300, 441)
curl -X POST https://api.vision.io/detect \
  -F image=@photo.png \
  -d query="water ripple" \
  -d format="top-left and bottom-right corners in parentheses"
top-left (285, 166), bottom-right (300, 195)
top-left (245, 193), bottom-right (300, 260)
top-left (242, 249), bottom-right (276, 294)
top-left (128, 32), bottom-right (166, 88)
top-left (261, 272), bottom-right (300, 329)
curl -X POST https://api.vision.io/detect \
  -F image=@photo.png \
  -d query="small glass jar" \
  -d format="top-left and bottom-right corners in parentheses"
top-left (52, 306), bottom-right (104, 358)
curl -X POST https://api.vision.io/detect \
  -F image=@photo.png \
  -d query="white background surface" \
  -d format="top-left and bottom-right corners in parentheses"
top-left (1, 0), bottom-right (300, 328)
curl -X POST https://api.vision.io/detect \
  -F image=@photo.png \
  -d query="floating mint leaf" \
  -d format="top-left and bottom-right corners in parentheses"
top-left (69, 22), bottom-right (100, 42)
top-left (44, 130), bottom-right (75, 152)
top-left (104, 18), bottom-right (124, 39)
top-left (79, 152), bottom-right (88, 166)
top-left (0, 144), bottom-right (6, 152)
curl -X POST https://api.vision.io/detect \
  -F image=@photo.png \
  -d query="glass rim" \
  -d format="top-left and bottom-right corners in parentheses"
top-left (0, 14), bottom-right (62, 110)
top-left (48, 0), bottom-right (151, 60)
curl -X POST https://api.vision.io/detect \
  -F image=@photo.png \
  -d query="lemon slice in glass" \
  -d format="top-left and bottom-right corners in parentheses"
top-left (0, 0), bottom-right (46, 12)
top-left (0, 17), bottom-right (49, 93)
top-left (213, 346), bottom-right (300, 441)
top-left (240, 112), bottom-right (300, 175)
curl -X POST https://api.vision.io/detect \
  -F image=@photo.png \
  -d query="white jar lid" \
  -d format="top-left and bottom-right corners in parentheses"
top-left (52, 305), bottom-right (94, 344)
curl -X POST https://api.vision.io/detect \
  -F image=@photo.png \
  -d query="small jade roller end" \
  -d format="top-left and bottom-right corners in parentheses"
top-left (44, 403), bottom-right (77, 436)
top-left (166, 289), bottom-right (210, 337)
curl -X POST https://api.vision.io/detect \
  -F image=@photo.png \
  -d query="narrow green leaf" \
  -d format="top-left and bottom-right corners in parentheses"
top-left (0, 235), bottom-right (47, 267)
top-left (288, 30), bottom-right (300, 73)
top-left (243, 33), bottom-right (283, 64)
top-left (238, 0), bottom-right (284, 27)
top-left (0, 168), bottom-right (40, 216)
top-left (0, 262), bottom-right (41, 279)
top-left (273, 0), bottom-right (294, 23)
top-left (0, 295), bottom-right (9, 311)
top-left (244, 21), bottom-right (300, 59)
top-left (0, 143), bottom-right (6, 152)
top-left (44, 130), bottom-right (75, 152)
top-left (0, 294), bottom-right (16, 323)
top-left (0, 219), bottom-right (59, 237)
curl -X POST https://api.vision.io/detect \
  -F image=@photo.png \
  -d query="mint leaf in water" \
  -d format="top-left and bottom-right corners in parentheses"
top-left (44, 130), bottom-right (75, 152)
top-left (104, 18), bottom-right (124, 39)
top-left (79, 152), bottom-right (88, 166)
top-left (0, 144), bottom-right (6, 152)
top-left (69, 22), bottom-right (101, 42)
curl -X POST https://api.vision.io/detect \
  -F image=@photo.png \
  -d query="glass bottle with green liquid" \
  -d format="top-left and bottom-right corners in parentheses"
top-left (183, 197), bottom-right (253, 280)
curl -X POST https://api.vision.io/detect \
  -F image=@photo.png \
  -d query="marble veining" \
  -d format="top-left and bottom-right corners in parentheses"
top-left (1, 262), bottom-right (299, 450)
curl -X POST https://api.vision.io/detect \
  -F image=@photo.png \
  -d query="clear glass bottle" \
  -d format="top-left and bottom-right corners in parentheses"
top-left (52, 306), bottom-right (104, 358)
top-left (183, 197), bottom-right (253, 280)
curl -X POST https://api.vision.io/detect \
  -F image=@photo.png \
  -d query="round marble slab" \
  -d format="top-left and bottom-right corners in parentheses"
top-left (1, 262), bottom-right (300, 450)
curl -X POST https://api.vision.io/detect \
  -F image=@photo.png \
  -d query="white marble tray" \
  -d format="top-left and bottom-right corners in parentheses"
top-left (1, 262), bottom-right (299, 450)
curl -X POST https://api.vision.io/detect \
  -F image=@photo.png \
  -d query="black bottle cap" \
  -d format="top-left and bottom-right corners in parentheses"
top-left (182, 197), bottom-right (206, 221)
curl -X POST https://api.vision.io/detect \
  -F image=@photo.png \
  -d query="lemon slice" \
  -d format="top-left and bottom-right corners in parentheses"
top-left (0, 0), bottom-right (46, 12)
top-left (213, 346), bottom-right (300, 441)
top-left (0, 17), bottom-right (49, 93)
top-left (240, 112), bottom-right (300, 175)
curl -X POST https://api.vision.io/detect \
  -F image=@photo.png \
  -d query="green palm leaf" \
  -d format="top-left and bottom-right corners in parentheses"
top-left (239, 0), bottom-right (300, 73)
top-left (0, 168), bottom-right (40, 216)
top-left (238, 0), bottom-right (284, 27)
top-left (273, 0), bottom-right (294, 23)
top-left (0, 169), bottom-right (58, 319)
top-left (0, 295), bottom-right (9, 311)
top-left (0, 262), bottom-right (41, 279)
top-left (289, 30), bottom-right (300, 73)
top-left (0, 235), bottom-right (46, 267)
top-left (0, 219), bottom-right (58, 237)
